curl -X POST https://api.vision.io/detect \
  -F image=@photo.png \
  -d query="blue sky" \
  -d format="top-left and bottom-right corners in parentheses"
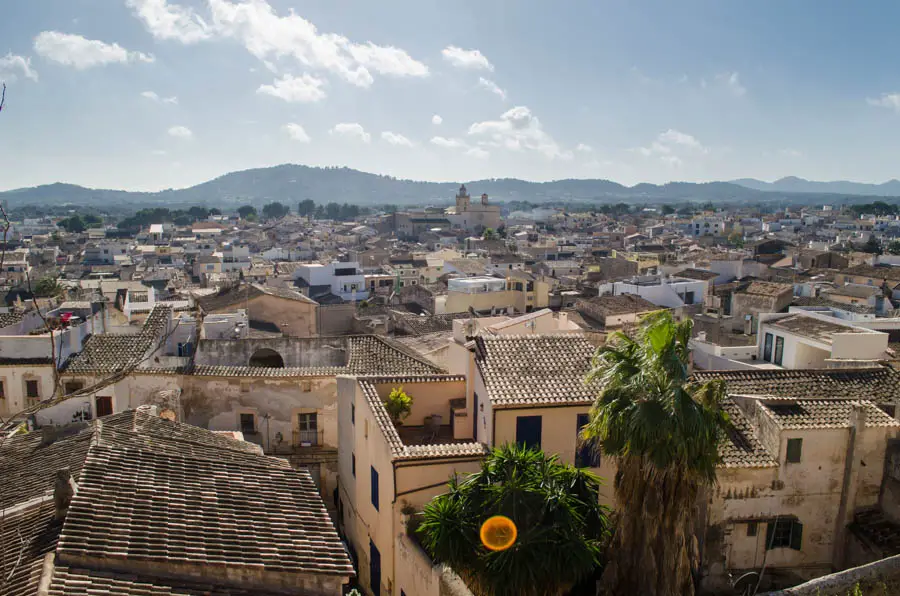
top-left (3, 0), bottom-right (900, 191)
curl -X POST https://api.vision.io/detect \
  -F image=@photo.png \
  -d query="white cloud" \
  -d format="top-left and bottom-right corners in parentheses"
top-left (441, 46), bottom-right (493, 71)
top-left (283, 122), bottom-right (311, 142)
top-left (431, 114), bottom-right (443, 125)
top-left (465, 147), bottom-right (490, 159)
top-left (777, 148), bottom-right (803, 158)
top-left (867, 93), bottom-right (900, 112)
top-left (257, 73), bottom-right (326, 103)
top-left (715, 71), bottom-right (746, 96)
top-left (331, 122), bottom-right (371, 143)
top-left (168, 125), bottom-right (193, 139)
top-left (126, 0), bottom-right (211, 43)
top-left (151, 149), bottom-right (167, 156)
top-left (0, 53), bottom-right (38, 82)
top-left (381, 131), bottom-right (414, 147)
top-left (478, 77), bottom-right (506, 100)
top-left (207, 0), bottom-right (428, 87)
top-left (633, 129), bottom-right (706, 166)
top-left (467, 106), bottom-right (571, 160)
top-left (141, 90), bottom-right (178, 104)
top-left (33, 31), bottom-right (154, 69)
top-left (431, 136), bottom-right (467, 149)
top-left (576, 143), bottom-right (593, 153)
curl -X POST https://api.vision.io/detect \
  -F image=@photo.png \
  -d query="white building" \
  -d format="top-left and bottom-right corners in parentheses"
top-left (598, 274), bottom-right (708, 308)
top-left (691, 216), bottom-right (725, 237)
top-left (757, 311), bottom-right (888, 368)
top-left (294, 261), bottom-right (366, 302)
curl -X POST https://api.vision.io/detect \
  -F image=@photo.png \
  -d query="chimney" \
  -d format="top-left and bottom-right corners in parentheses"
top-left (54, 468), bottom-right (77, 520)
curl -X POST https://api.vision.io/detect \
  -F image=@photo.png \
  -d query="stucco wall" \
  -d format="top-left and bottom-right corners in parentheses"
top-left (211, 294), bottom-right (317, 337)
top-left (0, 364), bottom-right (56, 417)
top-left (492, 405), bottom-right (616, 504)
top-left (182, 374), bottom-right (338, 454)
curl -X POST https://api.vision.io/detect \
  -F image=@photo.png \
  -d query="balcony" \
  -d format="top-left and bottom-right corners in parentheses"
top-left (293, 429), bottom-right (323, 447)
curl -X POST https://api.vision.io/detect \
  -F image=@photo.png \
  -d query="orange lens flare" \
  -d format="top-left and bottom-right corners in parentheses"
top-left (479, 515), bottom-right (518, 551)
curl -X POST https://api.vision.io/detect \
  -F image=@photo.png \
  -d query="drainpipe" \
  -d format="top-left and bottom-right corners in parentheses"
top-left (832, 402), bottom-right (866, 570)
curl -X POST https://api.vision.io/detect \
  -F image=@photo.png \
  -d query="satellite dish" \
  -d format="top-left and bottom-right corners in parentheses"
top-left (159, 408), bottom-right (176, 421)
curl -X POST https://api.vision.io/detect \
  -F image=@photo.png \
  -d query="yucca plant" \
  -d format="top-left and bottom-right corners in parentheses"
top-left (582, 310), bottom-right (729, 596)
top-left (417, 444), bottom-right (609, 596)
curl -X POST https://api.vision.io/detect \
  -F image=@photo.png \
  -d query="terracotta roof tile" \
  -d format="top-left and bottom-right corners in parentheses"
top-left (692, 367), bottom-right (900, 404)
top-left (760, 399), bottom-right (899, 430)
top-left (474, 334), bottom-right (603, 408)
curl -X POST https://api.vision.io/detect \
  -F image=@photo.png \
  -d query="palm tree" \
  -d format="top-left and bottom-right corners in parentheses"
top-left (417, 443), bottom-right (609, 596)
top-left (582, 311), bottom-right (729, 596)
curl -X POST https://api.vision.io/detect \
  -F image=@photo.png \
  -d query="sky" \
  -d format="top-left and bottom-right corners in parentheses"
top-left (4, 1), bottom-right (900, 192)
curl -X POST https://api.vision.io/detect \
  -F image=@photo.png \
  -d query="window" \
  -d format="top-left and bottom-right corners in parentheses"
top-left (786, 438), bottom-right (802, 463)
top-left (684, 291), bottom-right (695, 304)
top-left (575, 413), bottom-right (600, 467)
top-left (25, 380), bottom-right (39, 399)
top-left (177, 342), bottom-right (193, 357)
top-left (240, 413), bottom-right (256, 434)
top-left (515, 416), bottom-right (542, 450)
top-left (298, 413), bottom-right (318, 445)
top-left (351, 453), bottom-right (356, 477)
top-left (747, 521), bottom-right (758, 537)
top-left (774, 336), bottom-right (784, 366)
top-left (64, 381), bottom-right (84, 394)
top-left (95, 396), bottom-right (113, 417)
top-left (370, 466), bottom-right (379, 510)
top-left (763, 333), bottom-right (774, 362)
top-left (351, 402), bottom-right (356, 424)
top-left (766, 519), bottom-right (803, 550)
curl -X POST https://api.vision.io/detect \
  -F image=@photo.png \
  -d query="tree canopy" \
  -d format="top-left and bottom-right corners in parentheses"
top-left (262, 201), bottom-right (290, 220)
top-left (417, 444), bottom-right (609, 596)
top-left (237, 205), bottom-right (257, 220)
top-left (582, 311), bottom-right (729, 596)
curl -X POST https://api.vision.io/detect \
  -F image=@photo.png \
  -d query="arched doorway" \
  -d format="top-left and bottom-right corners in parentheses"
top-left (249, 348), bottom-right (285, 368)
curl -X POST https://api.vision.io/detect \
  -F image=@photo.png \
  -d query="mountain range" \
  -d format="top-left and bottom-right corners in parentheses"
top-left (2, 164), bottom-right (900, 210)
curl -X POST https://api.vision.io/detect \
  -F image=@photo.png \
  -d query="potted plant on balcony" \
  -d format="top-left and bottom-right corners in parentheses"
top-left (385, 386), bottom-right (412, 427)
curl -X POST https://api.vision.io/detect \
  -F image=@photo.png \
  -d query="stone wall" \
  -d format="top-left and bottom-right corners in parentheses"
top-left (317, 304), bottom-right (356, 336)
top-left (762, 553), bottom-right (900, 595)
top-left (194, 337), bottom-right (350, 368)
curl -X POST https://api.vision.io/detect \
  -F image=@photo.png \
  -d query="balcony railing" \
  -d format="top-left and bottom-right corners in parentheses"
top-left (293, 429), bottom-right (323, 447)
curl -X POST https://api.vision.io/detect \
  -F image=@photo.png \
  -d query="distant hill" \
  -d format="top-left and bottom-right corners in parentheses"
top-left (3, 164), bottom-right (900, 209)
top-left (731, 176), bottom-right (900, 196)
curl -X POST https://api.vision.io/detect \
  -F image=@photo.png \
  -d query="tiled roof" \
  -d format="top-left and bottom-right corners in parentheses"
top-left (760, 399), bottom-right (899, 429)
top-left (357, 375), bottom-right (487, 462)
top-left (198, 283), bottom-right (316, 313)
top-left (63, 305), bottom-right (171, 374)
top-left (59, 443), bottom-right (352, 576)
top-left (347, 335), bottom-right (443, 374)
top-left (474, 334), bottom-right (603, 408)
top-left (577, 294), bottom-right (660, 316)
top-left (1, 409), bottom-right (354, 592)
top-left (839, 264), bottom-right (900, 281)
top-left (719, 398), bottom-right (777, 469)
top-left (692, 367), bottom-right (900, 404)
top-left (394, 311), bottom-right (472, 335)
top-left (677, 268), bottom-right (720, 281)
top-left (190, 364), bottom-right (346, 378)
top-left (741, 281), bottom-right (793, 297)
top-left (0, 499), bottom-right (61, 596)
top-left (0, 310), bottom-right (25, 328)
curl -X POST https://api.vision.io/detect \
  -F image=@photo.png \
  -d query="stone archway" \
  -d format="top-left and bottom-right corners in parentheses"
top-left (249, 348), bottom-right (285, 368)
